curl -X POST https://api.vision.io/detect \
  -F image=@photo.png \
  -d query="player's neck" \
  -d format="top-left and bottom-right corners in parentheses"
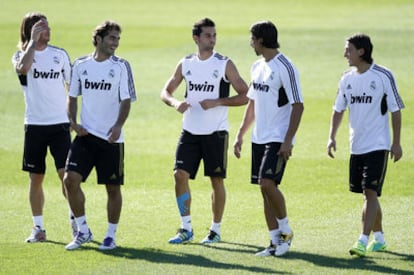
top-left (263, 49), bottom-right (279, 62)
top-left (93, 51), bottom-right (111, 62)
top-left (197, 49), bottom-right (213, 60)
top-left (356, 62), bottom-right (371, 74)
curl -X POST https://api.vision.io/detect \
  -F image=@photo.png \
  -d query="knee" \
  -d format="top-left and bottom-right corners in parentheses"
top-left (174, 169), bottom-right (189, 184)
top-left (259, 179), bottom-right (274, 194)
top-left (63, 172), bottom-right (81, 191)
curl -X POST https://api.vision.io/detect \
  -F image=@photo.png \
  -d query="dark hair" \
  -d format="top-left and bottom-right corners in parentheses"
top-left (347, 33), bottom-right (373, 64)
top-left (192, 18), bottom-right (215, 36)
top-left (18, 12), bottom-right (47, 50)
top-left (250, 20), bottom-right (280, 49)
top-left (92, 20), bottom-right (122, 46)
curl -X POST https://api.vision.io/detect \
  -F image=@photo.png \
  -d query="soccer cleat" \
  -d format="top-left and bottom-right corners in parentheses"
top-left (168, 228), bottom-right (194, 244)
top-left (367, 240), bottom-right (387, 252)
top-left (25, 226), bottom-right (46, 243)
top-left (200, 230), bottom-right (221, 244)
top-left (98, 237), bottom-right (116, 250)
top-left (349, 240), bottom-right (367, 257)
top-left (65, 229), bottom-right (93, 250)
top-left (255, 241), bottom-right (276, 256)
top-left (275, 231), bottom-right (294, 256)
top-left (70, 219), bottom-right (78, 238)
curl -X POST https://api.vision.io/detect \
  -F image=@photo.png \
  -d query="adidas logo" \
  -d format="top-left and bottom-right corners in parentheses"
top-left (186, 70), bottom-right (191, 76)
top-left (82, 70), bottom-right (88, 76)
top-left (265, 168), bottom-right (273, 175)
top-left (214, 167), bottom-right (222, 173)
top-left (346, 84), bottom-right (352, 90)
top-left (109, 174), bottom-right (117, 180)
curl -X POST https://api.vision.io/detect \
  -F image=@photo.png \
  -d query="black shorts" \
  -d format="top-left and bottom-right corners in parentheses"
top-left (349, 150), bottom-right (388, 196)
top-left (251, 142), bottom-right (287, 185)
top-left (174, 130), bottom-right (228, 179)
top-left (22, 123), bottom-right (71, 174)
top-left (65, 134), bottom-right (124, 185)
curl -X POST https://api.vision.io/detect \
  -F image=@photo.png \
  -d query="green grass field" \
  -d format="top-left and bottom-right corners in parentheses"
top-left (0, 0), bottom-right (413, 274)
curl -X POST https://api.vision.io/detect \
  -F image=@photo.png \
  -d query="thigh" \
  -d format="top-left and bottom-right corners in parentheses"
top-left (48, 123), bottom-right (71, 170)
top-left (96, 141), bottom-right (124, 185)
top-left (65, 135), bottom-right (95, 182)
top-left (202, 131), bottom-right (228, 178)
top-left (251, 143), bottom-right (265, 184)
top-left (23, 125), bottom-right (48, 174)
top-left (174, 131), bottom-right (202, 179)
top-left (259, 142), bottom-right (287, 185)
top-left (362, 150), bottom-right (388, 196)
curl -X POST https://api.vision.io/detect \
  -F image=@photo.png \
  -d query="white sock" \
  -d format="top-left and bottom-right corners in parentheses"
top-left (74, 215), bottom-right (89, 234)
top-left (210, 221), bottom-right (221, 235)
top-left (33, 215), bottom-right (44, 229)
top-left (276, 217), bottom-right (291, 234)
top-left (373, 231), bottom-right (385, 243)
top-left (181, 215), bottom-right (192, 232)
top-left (269, 229), bottom-right (280, 245)
top-left (359, 234), bottom-right (369, 246)
top-left (106, 223), bottom-right (118, 240)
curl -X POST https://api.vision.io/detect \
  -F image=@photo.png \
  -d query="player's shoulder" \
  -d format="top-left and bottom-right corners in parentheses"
top-left (47, 45), bottom-right (70, 56)
top-left (110, 55), bottom-right (131, 66)
top-left (213, 52), bottom-right (229, 61)
top-left (371, 63), bottom-right (393, 77)
top-left (73, 54), bottom-right (93, 67)
top-left (184, 53), bottom-right (196, 60)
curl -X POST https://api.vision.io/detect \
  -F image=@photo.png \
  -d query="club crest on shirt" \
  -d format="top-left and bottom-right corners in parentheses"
top-left (370, 81), bottom-right (376, 91)
top-left (109, 69), bottom-right (115, 78)
top-left (53, 56), bottom-right (60, 64)
top-left (212, 70), bottom-right (219, 79)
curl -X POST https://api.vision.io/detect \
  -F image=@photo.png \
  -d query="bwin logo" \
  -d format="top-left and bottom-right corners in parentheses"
top-left (189, 81), bottom-right (214, 92)
top-left (33, 68), bottom-right (60, 79)
top-left (252, 82), bottom-right (269, 92)
top-left (84, 79), bottom-right (112, 90)
top-left (350, 93), bottom-right (373, 104)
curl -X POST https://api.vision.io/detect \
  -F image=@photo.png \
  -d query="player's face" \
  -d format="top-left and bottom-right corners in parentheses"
top-left (250, 35), bottom-right (262, 56)
top-left (97, 30), bottom-right (120, 57)
top-left (196, 27), bottom-right (216, 51)
top-left (344, 41), bottom-right (362, 67)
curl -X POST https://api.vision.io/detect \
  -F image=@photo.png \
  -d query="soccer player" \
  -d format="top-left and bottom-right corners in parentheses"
top-left (327, 34), bottom-right (404, 257)
top-left (160, 18), bottom-right (248, 244)
top-left (12, 12), bottom-right (75, 242)
top-left (64, 20), bottom-right (136, 250)
top-left (233, 20), bottom-right (304, 257)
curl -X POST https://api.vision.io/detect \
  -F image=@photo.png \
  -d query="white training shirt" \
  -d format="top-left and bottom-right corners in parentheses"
top-left (181, 52), bottom-right (230, 135)
top-left (334, 63), bottom-right (404, 154)
top-left (12, 45), bottom-right (71, 125)
top-left (248, 53), bottom-right (303, 144)
top-left (69, 54), bottom-right (136, 142)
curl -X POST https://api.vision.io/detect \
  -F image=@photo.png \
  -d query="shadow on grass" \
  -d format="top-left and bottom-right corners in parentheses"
top-left (195, 241), bottom-right (414, 274)
top-left (48, 240), bottom-right (413, 274)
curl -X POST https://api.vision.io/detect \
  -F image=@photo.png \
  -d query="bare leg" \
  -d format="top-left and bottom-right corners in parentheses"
top-left (29, 173), bottom-right (45, 216)
top-left (63, 171), bottom-right (84, 217)
top-left (174, 169), bottom-right (191, 216)
top-left (210, 177), bottom-right (226, 223)
top-left (106, 184), bottom-right (122, 224)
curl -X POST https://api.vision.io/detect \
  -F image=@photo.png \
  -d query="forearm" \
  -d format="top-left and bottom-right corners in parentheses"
top-left (284, 103), bottom-right (304, 145)
top-left (114, 99), bottom-right (131, 128)
top-left (15, 40), bottom-right (37, 75)
top-left (391, 111), bottom-right (401, 145)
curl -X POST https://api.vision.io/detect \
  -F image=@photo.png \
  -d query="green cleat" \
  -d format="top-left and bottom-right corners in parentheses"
top-left (367, 240), bottom-right (387, 252)
top-left (349, 240), bottom-right (366, 257)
